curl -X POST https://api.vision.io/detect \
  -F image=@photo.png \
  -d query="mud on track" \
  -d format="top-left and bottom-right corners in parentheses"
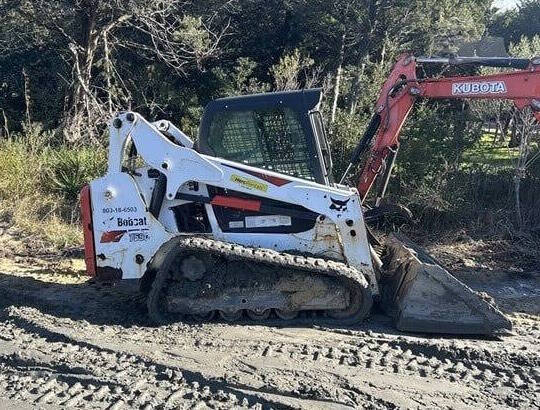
top-left (0, 256), bottom-right (538, 409)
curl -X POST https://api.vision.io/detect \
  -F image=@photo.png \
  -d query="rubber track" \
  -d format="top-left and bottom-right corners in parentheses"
top-left (147, 236), bottom-right (372, 325)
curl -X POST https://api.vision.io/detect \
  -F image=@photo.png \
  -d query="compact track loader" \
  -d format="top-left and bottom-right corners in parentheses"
top-left (81, 53), bottom-right (540, 334)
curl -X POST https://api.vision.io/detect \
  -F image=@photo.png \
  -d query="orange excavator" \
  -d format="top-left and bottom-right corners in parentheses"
top-left (342, 54), bottom-right (540, 200)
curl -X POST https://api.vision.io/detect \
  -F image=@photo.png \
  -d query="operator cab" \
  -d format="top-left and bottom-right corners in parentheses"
top-left (198, 88), bottom-right (333, 185)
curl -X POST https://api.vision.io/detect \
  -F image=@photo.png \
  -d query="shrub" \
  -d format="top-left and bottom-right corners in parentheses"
top-left (328, 109), bottom-right (371, 179)
top-left (0, 126), bottom-right (107, 249)
top-left (44, 147), bottom-right (107, 202)
top-left (9, 193), bottom-right (82, 248)
top-left (0, 141), bottom-right (42, 200)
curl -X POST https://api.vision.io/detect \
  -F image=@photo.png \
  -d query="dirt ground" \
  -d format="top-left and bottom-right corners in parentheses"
top-left (0, 232), bottom-right (538, 409)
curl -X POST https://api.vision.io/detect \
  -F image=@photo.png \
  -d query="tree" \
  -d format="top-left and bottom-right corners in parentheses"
top-left (0, 0), bottom-right (230, 143)
top-left (489, 0), bottom-right (540, 46)
top-left (270, 50), bottom-right (321, 90)
top-left (508, 35), bottom-right (540, 227)
top-left (307, 0), bottom-right (492, 184)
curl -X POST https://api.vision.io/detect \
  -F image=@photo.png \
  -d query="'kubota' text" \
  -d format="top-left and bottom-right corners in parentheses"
top-left (452, 81), bottom-right (507, 95)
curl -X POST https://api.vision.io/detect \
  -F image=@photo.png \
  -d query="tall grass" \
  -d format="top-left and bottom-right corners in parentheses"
top-left (1, 124), bottom-right (538, 260)
top-left (0, 131), bottom-right (107, 250)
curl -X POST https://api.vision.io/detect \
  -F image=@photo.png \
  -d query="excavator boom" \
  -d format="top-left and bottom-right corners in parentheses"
top-left (343, 54), bottom-right (540, 200)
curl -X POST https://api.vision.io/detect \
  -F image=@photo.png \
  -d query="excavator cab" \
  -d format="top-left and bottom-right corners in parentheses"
top-left (197, 88), bottom-right (334, 185)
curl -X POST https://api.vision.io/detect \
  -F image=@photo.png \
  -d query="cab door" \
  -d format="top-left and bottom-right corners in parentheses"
top-left (197, 88), bottom-right (333, 186)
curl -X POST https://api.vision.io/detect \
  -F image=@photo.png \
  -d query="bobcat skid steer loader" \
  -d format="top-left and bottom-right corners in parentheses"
top-left (80, 53), bottom-right (540, 334)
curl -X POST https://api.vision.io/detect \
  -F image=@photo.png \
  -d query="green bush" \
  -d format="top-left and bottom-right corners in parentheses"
top-left (44, 147), bottom-right (107, 202)
top-left (393, 102), bottom-right (482, 185)
top-left (328, 109), bottom-right (371, 179)
top-left (0, 127), bottom-right (107, 249)
top-left (0, 141), bottom-right (42, 200)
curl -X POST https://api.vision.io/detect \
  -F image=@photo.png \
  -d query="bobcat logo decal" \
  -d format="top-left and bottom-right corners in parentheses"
top-left (330, 197), bottom-right (350, 212)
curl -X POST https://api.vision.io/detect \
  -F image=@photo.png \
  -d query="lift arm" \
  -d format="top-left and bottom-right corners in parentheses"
top-left (345, 53), bottom-right (540, 202)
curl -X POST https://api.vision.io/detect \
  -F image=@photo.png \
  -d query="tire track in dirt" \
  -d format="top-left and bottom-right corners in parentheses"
top-left (235, 327), bottom-right (539, 409)
top-left (249, 333), bottom-right (536, 389)
top-left (0, 261), bottom-right (538, 409)
top-left (0, 307), bottom-right (289, 409)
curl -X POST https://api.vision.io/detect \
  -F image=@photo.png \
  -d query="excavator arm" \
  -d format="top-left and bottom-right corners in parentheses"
top-left (343, 54), bottom-right (540, 202)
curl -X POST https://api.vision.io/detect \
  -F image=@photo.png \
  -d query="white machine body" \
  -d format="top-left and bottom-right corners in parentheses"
top-left (81, 112), bottom-right (378, 294)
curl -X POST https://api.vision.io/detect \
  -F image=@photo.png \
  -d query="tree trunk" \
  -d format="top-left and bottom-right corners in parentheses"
top-left (514, 119), bottom-right (531, 229)
top-left (502, 115), bottom-right (511, 142)
top-left (103, 32), bottom-right (113, 115)
top-left (514, 173), bottom-right (522, 228)
top-left (331, 32), bottom-right (346, 124)
top-left (349, 61), bottom-right (366, 115)
top-left (509, 113), bottom-right (519, 147)
top-left (379, 37), bottom-right (386, 69)
top-left (22, 67), bottom-right (32, 125)
top-left (492, 118), bottom-right (500, 146)
top-left (65, 4), bottom-right (100, 142)
top-left (1, 109), bottom-right (9, 140)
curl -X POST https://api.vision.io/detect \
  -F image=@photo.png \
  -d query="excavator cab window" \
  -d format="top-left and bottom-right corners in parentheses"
top-left (198, 89), bottom-right (332, 185)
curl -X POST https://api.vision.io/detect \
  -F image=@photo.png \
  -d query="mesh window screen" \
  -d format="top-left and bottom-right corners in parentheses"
top-left (208, 107), bottom-right (316, 181)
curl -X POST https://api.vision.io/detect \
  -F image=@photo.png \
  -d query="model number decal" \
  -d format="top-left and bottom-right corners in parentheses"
top-left (129, 232), bottom-right (149, 242)
top-left (452, 81), bottom-right (507, 95)
top-left (103, 206), bottom-right (138, 214)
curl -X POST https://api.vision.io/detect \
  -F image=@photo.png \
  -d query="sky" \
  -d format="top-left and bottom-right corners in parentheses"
top-left (493, 0), bottom-right (519, 10)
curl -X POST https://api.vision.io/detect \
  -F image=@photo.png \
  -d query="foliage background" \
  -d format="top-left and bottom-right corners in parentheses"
top-left (0, 0), bottom-right (538, 250)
